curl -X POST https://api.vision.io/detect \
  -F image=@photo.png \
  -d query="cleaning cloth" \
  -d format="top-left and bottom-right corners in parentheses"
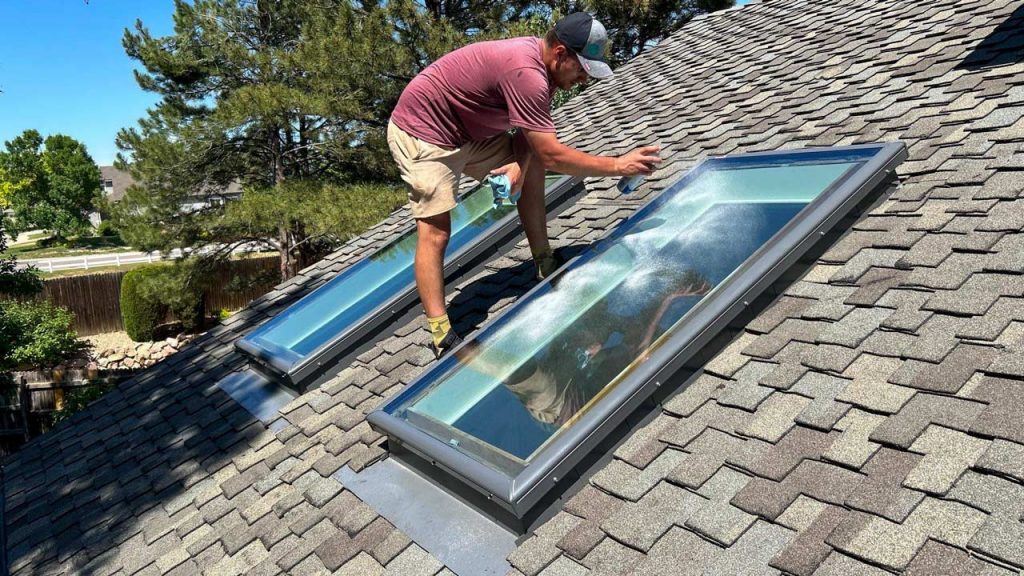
top-left (487, 174), bottom-right (520, 208)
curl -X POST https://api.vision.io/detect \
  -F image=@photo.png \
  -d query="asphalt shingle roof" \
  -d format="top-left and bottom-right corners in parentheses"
top-left (5, 0), bottom-right (1024, 574)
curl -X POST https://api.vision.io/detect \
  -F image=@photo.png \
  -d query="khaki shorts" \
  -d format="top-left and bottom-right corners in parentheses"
top-left (388, 120), bottom-right (516, 219)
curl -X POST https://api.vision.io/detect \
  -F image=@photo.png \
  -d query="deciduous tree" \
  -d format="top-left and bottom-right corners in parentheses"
top-left (0, 129), bottom-right (102, 241)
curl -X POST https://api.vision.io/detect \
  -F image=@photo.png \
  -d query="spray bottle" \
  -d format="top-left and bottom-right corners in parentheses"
top-left (618, 142), bottom-right (662, 195)
top-left (617, 174), bottom-right (644, 195)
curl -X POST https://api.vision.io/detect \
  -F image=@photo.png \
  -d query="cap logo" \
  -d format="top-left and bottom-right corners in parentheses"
top-left (585, 43), bottom-right (602, 57)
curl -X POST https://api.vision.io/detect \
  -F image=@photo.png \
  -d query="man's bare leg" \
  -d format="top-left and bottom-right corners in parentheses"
top-left (516, 161), bottom-right (549, 256)
top-left (509, 129), bottom-right (557, 278)
top-left (516, 161), bottom-right (559, 278)
top-left (415, 211), bottom-right (453, 348)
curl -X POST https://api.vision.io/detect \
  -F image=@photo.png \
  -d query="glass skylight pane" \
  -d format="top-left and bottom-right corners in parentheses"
top-left (239, 176), bottom-right (566, 381)
top-left (386, 151), bottom-right (873, 474)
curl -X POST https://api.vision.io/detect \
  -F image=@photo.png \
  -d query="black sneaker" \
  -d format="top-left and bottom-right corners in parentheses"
top-left (431, 329), bottom-right (464, 359)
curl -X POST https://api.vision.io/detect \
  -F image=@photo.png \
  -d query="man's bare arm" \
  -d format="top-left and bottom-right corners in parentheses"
top-left (522, 129), bottom-right (661, 177)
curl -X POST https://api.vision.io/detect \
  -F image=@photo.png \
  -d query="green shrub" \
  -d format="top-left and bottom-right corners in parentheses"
top-left (95, 221), bottom-right (120, 238)
top-left (121, 261), bottom-right (205, 341)
top-left (0, 300), bottom-right (78, 369)
top-left (36, 235), bottom-right (63, 248)
top-left (148, 261), bottom-right (204, 333)
top-left (120, 266), bottom-right (168, 341)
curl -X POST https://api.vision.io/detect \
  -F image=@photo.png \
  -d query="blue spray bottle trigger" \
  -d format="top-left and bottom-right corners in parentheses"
top-left (617, 174), bottom-right (644, 195)
top-left (487, 174), bottom-right (518, 208)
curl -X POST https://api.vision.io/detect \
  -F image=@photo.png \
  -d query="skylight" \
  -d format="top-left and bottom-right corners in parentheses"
top-left (237, 175), bottom-right (576, 388)
top-left (369, 143), bottom-right (907, 520)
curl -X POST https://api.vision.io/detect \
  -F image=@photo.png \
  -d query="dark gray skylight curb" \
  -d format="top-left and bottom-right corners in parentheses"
top-left (369, 142), bottom-right (909, 519)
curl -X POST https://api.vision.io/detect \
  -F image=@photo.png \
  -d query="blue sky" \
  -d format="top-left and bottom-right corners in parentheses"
top-left (1, 1), bottom-right (757, 167)
top-left (0, 1), bottom-right (175, 166)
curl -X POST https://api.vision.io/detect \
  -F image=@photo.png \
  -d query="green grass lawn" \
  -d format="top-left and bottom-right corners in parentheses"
top-left (6, 235), bottom-right (133, 259)
top-left (34, 250), bottom-right (280, 279)
top-left (36, 262), bottom-right (148, 279)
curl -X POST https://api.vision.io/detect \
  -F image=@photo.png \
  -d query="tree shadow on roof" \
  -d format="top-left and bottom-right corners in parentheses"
top-left (2, 326), bottom-right (266, 576)
top-left (957, 4), bottom-right (1024, 70)
top-left (447, 244), bottom-right (590, 338)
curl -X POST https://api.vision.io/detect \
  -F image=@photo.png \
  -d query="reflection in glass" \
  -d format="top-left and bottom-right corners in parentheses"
top-left (391, 158), bottom-right (864, 474)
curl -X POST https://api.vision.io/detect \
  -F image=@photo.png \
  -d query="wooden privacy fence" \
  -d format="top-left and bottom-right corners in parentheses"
top-left (18, 257), bottom-right (280, 336)
top-left (0, 375), bottom-right (132, 457)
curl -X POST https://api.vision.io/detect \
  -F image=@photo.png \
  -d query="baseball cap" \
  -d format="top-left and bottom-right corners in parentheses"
top-left (554, 12), bottom-right (613, 79)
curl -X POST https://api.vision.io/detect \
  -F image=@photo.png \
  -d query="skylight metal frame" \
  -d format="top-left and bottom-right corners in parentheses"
top-left (237, 174), bottom-right (580, 389)
top-left (368, 143), bottom-right (908, 520)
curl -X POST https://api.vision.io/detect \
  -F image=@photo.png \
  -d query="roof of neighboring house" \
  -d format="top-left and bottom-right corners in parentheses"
top-left (99, 165), bottom-right (137, 203)
top-left (99, 165), bottom-right (243, 203)
top-left (6, 0), bottom-right (1024, 574)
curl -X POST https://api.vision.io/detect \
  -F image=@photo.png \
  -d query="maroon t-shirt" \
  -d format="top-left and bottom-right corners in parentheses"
top-left (390, 37), bottom-right (557, 147)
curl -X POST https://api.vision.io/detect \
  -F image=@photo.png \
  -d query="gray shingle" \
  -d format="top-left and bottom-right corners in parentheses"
top-left (904, 425), bottom-right (989, 495)
top-left (580, 536), bottom-right (642, 574)
top-left (789, 371), bottom-right (851, 430)
top-left (800, 344), bottom-right (862, 374)
top-left (739, 392), bottom-right (811, 443)
top-left (904, 540), bottom-right (1015, 576)
top-left (817, 308), bottom-right (893, 348)
top-left (770, 505), bottom-right (847, 576)
top-left (744, 426), bottom-right (837, 481)
top-left (812, 552), bottom-right (892, 576)
top-left (844, 447), bottom-right (924, 523)
top-left (538, 556), bottom-right (588, 576)
top-left (659, 401), bottom-right (751, 447)
top-left (509, 514), bottom-right (580, 576)
top-left (718, 360), bottom-right (777, 411)
top-left (599, 481), bottom-right (707, 551)
top-left (627, 527), bottom-right (722, 576)
top-left (967, 376), bottom-right (1024, 444)
top-left (748, 296), bottom-right (817, 334)
top-left (384, 545), bottom-right (443, 576)
top-left (975, 439), bottom-right (1024, 483)
top-left (731, 460), bottom-right (863, 521)
top-left (9, 4), bottom-right (1024, 576)
top-left (823, 409), bottom-right (885, 469)
top-left (666, 427), bottom-right (770, 488)
top-left (562, 484), bottom-right (624, 525)
top-left (684, 467), bottom-right (758, 546)
top-left (835, 497), bottom-right (987, 570)
top-left (897, 343), bottom-right (1000, 394)
top-left (590, 448), bottom-right (689, 501)
top-left (555, 522), bottom-right (603, 562)
top-left (836, 354), bottom-right (916, 414)
top-left (948, 471), bottom-right (1024, 568)
top-left (743, 320), bottom-right (827, 360)
top-left (869, 392), bottom-right (987, 448)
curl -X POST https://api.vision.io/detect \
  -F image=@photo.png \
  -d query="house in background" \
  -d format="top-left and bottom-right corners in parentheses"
top-left (98, 165), bottom-right (243, 216)
top-left (98, 165), bottom-right (136, 204)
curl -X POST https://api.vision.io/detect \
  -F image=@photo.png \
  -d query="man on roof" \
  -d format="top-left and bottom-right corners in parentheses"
top-left (388, 12), bottom-right (662, 358)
